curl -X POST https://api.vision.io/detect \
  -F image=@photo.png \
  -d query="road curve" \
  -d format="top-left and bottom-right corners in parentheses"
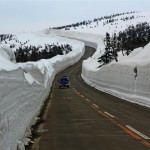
top-left (32, 46), bottom-right (150, 150)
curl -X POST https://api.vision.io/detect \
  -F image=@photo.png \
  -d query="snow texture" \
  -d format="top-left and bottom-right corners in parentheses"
top-left (0, 33), bottom-right (84, 150)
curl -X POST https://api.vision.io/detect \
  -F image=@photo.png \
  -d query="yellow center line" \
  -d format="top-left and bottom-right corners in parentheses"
top-left (72, 88), bottom-right (150, 148)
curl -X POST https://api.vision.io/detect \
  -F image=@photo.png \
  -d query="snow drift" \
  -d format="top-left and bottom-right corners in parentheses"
top-left (82, 44), bottom-right (150, 107)
top-left (0, 33), bottom-right (85, 150)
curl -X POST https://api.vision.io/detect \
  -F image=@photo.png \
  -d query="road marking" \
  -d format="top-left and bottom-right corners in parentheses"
top-left (81, 95), bottom-right (84, 98)
top-left (125, 125), bottom-right (150, 140)
top-left (71, 84), bottom-right (150, 148)
top-left (119, 124), bottom-right (142, 140)
top-left (97, 110), bottom-right (150, 147)
top-left (92, 104), bottom-right (99, 109)
top-left (86, 98), bottom-right (90, 102)
top-left (104, 112), bottom-right (115, 118)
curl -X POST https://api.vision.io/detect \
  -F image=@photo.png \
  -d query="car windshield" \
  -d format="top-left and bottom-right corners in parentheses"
top-left (61, 77), bottom-right (68, 80)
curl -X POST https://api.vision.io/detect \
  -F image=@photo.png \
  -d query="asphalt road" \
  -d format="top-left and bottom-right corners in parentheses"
top-left (31, 46), bottom-right (150, 150)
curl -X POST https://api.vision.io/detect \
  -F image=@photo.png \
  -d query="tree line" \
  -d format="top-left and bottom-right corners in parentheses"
top-left (0, 34), bottom-right (14, 43)
top-left (15, 44), bottom-right (72, 62)
top-left (103, 15), bottom-right (135, 26)
top-left (0, 34), bottom-right (29, 46)
top-left (50, 11), bottom-right (137, 30)
top-left (98, 22), bottom-right (150, 67)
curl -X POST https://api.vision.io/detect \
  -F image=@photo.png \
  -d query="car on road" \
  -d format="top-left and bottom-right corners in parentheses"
top-left (58, 76), bottom-right (70, 88)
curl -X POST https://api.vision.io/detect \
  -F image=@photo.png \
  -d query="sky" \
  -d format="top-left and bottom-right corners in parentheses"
top-left (0, 0), bottom-right (150, 33)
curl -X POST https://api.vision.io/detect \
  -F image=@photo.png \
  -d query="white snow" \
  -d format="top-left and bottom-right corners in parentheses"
top-left (68, 11), bottom-right (150, 36)
top-left (0, 46), bottom-right (18, 71)
top-left (0, 32), bottom-right (84, 150)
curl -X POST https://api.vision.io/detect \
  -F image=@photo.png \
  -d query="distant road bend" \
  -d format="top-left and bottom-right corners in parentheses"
top-left (31, 46), bottom-right (150, 150)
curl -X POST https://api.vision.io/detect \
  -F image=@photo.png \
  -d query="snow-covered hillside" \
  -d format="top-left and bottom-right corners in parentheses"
top-left (0, 32), bottom-right (85, 150)
top-left (68, 11), bottom-right (150, 36)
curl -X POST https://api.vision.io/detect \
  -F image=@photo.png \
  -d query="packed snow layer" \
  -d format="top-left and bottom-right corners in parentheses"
top-left (81, 42), bottom-right (150, 108)
top-left (0, 33), bottom-right (85, 150)
top-left (82, 56), bottom-right (150, 108)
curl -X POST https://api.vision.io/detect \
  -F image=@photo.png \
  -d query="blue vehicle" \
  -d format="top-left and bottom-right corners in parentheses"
top-left (58, 76), bottom-right (70, 88)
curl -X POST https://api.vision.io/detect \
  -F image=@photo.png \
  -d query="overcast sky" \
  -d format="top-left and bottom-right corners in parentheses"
top-left (0, 0), bottom-right (149, 33)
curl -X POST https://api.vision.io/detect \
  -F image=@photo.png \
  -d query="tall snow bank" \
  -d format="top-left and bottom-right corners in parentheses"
top-left (0, 35), bottom-right (84, 150)
top-left (82, 43), bottom-right (150, 108)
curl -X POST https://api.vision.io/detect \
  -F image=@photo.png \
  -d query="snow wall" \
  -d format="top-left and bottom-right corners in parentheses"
top-left (44, 29), bottom-right (150, 108)
top-left (0, 40), bottom-right (85, 150)
top-left (82, 62), bottom-right (150, 108)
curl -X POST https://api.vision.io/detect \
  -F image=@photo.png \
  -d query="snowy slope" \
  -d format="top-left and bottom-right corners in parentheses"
top-left (0, 33), bottom-right (85, 150)
top-left (69, 11), bottom-right (150, 35)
